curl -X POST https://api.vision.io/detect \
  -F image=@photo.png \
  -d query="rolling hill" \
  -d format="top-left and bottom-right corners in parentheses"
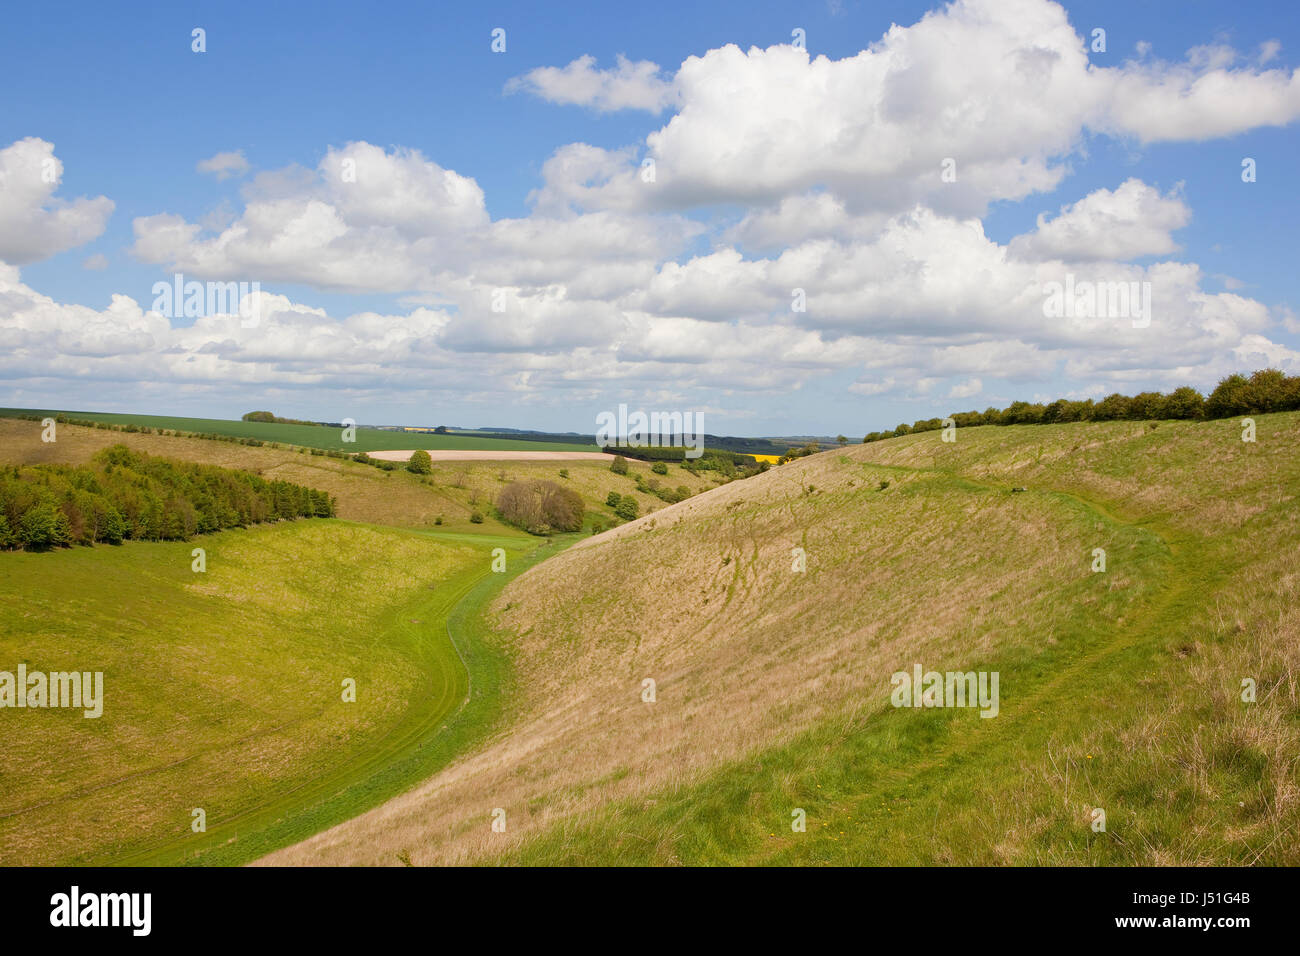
top-left (0, 417), bottom-right (722, 535)
top-left (262, 412), bottom-right (1300, 866)
top-left (0, 415), bottom-right (729, 864)
top-left (0, 408), bottom-right (600, 454)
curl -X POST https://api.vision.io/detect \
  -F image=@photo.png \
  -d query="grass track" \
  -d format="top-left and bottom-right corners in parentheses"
top-left (124, 530), bottom-right (577, 867)
top-left (0, 520), bottom-right (578, 866)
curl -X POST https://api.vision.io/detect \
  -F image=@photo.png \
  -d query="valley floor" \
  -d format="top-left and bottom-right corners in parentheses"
top-left (0, 521), bottom-right (561, 866)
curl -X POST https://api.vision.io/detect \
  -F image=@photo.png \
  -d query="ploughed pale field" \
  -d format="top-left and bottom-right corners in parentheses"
top-left (366, 449), bottom-right (617, 462)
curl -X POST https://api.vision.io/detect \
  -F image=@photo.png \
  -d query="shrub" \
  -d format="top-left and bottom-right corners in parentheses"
top-left (559, 468), bottom-right (569, 478)
top-left (1128, 391), bottom-right (1166, 420)
top-left (951, 411), bottom-right (985, 428)
top-left (610, 455), bottom-right (629, 475)
top-left (1002, 402), bottom-right (1045, 425)
top-left (605, 491), bottom-right (621, 507)
top-left (651, 484), bottom-right (684, 503)
top-left (1163, 386), bottom-right (1206, 420)
top-left (1283, 376), bottom-right (1300, 410)
top-left (496, 479), bottom-right (584, 534)
top-left (1092, 393), bottom-right (1133, 421)
top-left (469, 511), bottom-right (484, 524)
top-left (614, 496), bottom-right (639, 521)
top-left (651, 462), bottom-right (668, 475)
top-left (1244, 368), bottom-right (1292, 413)
top-left (1205, 374), bottom-right (1251, 418)
top-left (407, 449), bottom-right (432, 474)
top-left (861, 371), bottom-right (1300, 438)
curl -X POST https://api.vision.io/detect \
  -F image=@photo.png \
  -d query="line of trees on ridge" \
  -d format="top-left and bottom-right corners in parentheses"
top-left (864, 369), bottom-right (1300, 443)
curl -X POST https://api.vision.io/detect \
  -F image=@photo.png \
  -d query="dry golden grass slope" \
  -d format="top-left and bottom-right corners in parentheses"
top-left (262, 414), bottom-right (1300, 866)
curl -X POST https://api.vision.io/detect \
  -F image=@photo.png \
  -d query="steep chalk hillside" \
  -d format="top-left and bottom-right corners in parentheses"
top-left (267, 413), bottom-right (1300, 866)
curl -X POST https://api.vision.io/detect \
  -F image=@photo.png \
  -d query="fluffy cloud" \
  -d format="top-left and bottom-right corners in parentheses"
top-left (132, 141), bottom-right (696, 296)
top-left (133, 143), bottom-right (489, 292)
top-left (196, 150), bottom-right (251, 180)
top-left (1098, 46), bottom-right (1300, 143)
top-left (506, 55), bottom-right (676, 113)
top-left (6, 190), bottom-right (1296, 414)
top-left (724, 193), bottom-right (890, 251)
top-left (533, 0), bottom-right (1300, 218)
top-left (1009, 179), bottom-right (1191, 262)
top-left (0, 138), bottom-right (114, 265)
top-left (0, 261), bottom-right (858, 411)
top-left (7, 0), bottom-right (1300, 421)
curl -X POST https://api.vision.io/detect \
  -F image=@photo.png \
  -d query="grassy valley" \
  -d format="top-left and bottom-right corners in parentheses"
top-left (261, 413), bottom-right (1300, 866)
top-left (3, 408), bottom-right (1296, 868)
top-left (0, 414), bottom-right (734, 864)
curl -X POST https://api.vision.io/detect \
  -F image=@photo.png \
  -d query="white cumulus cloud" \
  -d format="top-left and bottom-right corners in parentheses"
top-left (196, 150), bottom-right (251, 180)
top-left (0, 138), bottom-right (114, 265)
top-left (506, 54), bottom-right (676, 113)
top-left (1009, 179), bottom-right (1191, 262)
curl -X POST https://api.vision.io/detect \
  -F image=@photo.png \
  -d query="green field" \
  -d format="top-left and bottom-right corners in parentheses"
top-left (0, 408), bottom-right (600, 454)
top-left (0, 518), bottom-right (567, 866)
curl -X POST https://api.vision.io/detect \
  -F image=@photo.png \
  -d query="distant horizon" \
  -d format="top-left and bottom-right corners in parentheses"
top-left (1, 363), bottom-right (1278, 443)
top-left (0, 403), bottom-right (843, 443)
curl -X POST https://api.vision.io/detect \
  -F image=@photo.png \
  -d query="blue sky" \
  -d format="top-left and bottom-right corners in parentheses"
top-left (2, 0), bottom-right (1299, 435)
